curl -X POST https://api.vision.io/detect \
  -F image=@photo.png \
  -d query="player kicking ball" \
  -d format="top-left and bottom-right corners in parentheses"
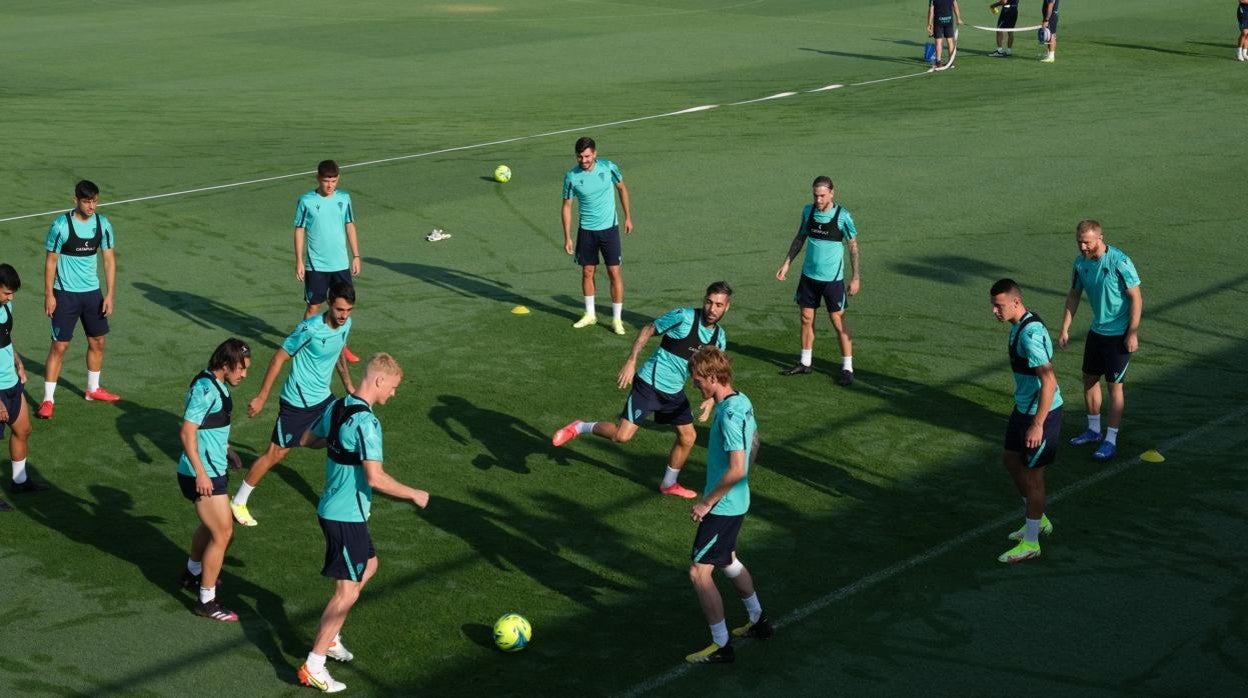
top-left (552, 282), bottom-right (732, 498)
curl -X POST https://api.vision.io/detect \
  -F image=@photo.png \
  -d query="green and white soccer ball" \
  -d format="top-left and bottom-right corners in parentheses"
top-left (493, 164), bottom-right (512, 183)
top-left (493, 613), bottom-right (531, 652)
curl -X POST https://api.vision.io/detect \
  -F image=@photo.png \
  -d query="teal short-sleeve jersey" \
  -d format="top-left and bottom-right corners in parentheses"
top-left (314, 395), bottom-right (384, 523)
top-left (0, 303), bottom-right (18, 390)
top-left (562, 159), bottom-right (622, 231)
top-left (1010, 313), bottom-right (1064, 415)
top-left (279, 315), bottom-right (351, 407)
top-left (1071, 246), bottom-right (1140, 335)
top-left (177, 373), bottom-right (232, 478)
top-left (705, 392), bottom-right (757, 516)
top-left (798, 204), bottom-right (856, 282)
top-left (294, 190), bottom-right (354, 272)
top-left (637, 307), bottom-right (728, 394)
top-left (45, 212), bottom-right (115, 292)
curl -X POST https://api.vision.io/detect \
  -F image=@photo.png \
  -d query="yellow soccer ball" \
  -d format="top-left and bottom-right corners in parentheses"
top-left (493, 613), bottom-right (531, 652)
top-left (493, 165), bottom-right (512, 183)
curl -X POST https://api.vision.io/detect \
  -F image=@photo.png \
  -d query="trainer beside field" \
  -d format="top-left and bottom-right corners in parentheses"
top-left (561, 136), bottom-right (633, 335)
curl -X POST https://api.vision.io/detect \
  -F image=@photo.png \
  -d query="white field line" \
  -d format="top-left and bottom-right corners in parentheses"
top-left (613, 405), bottom-right (1248, 698)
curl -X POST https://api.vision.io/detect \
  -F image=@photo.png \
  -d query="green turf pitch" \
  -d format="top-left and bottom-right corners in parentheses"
top-left (1, 0), bottom-right (1245, 695)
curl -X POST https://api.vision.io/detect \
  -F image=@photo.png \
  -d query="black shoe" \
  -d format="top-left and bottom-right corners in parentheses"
top-left (0, 497), bottom-right (12, 512)
top-left (10, 479), bottom-right (49, 494)
top-left (838, 370), bottom-right (854, 386)
top-left (781, 363), bottom-right (812, 376)
top-left (732, 615), bottom-right (774, 640)
top-left (193, 599), bottom-right (239, 622)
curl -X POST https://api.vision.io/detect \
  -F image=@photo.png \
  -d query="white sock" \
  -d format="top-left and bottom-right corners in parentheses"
top-left (842, 356), bottom-right (853, 372)
top-left (1087, 414), bottom-right (1102, 433)
top-left (611, 303), bottom-right (622, 321)
top-left (333, 632), bottom-right (342, 645)
top-left (187, 558), bottom-right (203, 576)
top-left (306, 652), bottom-right (326, 671)
top-left (1105, 427), bottom-right (1119, 445)
top-left (799, 348), bottom-right (813, 366)
top-left (576, 421), bottom-right (597, 435)
top-left (742, 593), bottom-right (762, 623)
top-left (234, 481), bottom-right (255, 506)
top-left (43, 382), bottom-right (56, 403)
top-left (1024, 518), bottom-right (1041, 543)
top-left (1047, 51), bottom-right (1055, 58)
top-left (661, 466), bottom-right (680, 489)
top-left (710, 620), bottom-right (729, 647)
top-left (12, 458), bottom-right (28, 484)
top-left (87, 371), bottom-right (101, 392)
top-left (583, 296), bottom-right (595, 315)
top-left (199, 585), bottom-right (216, 604)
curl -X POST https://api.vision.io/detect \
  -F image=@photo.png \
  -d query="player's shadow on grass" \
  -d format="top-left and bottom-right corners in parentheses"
top-left (551, 294), bottom-right (653, 330)
top-left (270, 461), bottom-right (322, 509)
top-left (19, 356), bottom-right (84, 400)
top-left (114, 402), bottom-right (183, 464)
top-left (1092, 41), bottom-right (1210, 58)
top-left (891, 254), bottom-right (1012, 286)
top-left (799, 46), bottom-right (918, 65)
top-left (18, 481), bottom-right (304, 684)
top-left (133, 282), bottom-right (285, 349)
top-left (364, 257), bottom-right (580, 322)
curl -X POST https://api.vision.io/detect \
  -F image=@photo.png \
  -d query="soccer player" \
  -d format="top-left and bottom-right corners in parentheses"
top-left (1, 264), bottom-right (44, 498)
top-left (561, 136), bottom-right (634, 335)
top-left (37, 180), bottom-right (120, 419)
top-left (230, 281), bottom-right (356, 526)
top-left (296, 353), bottom-right (430, 693)
top-left (926, 0), bottom-right (964, 68)
top-left (776, 176), bottom-right (861, 386)
top-left (1040, 0), bottom-right (1060, 63)
top-left (990, 279), bottom-right (1062, 564)
top-left (988, 1), bottom-right (1019, 56)
top-left (1238, 0), bottom-right (1248, 61)
top-left (552, 282), bottom-right (732, 498)
top-left (683, 347), bottom-right (769, 665)
top-left (1059, 220), bottom-right (1143, 462)
top-left (177, 338), bottom-right (251, 622)
top-left (295, 160), bottom-right (361, 364)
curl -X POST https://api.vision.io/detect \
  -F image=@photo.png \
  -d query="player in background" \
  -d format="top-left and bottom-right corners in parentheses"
top-left (1040, 0), bottom-right (1060, 63)
top-left (295, 160), bottom-right (361, 364)
top-left (38, 180), bottom-right (120, 419)
top-left (927, 0), bottom-right (964, 68)
top-left (230, 282), bottom-right (355, 526)
top-left (0, 264), bottom-right (43, 500)
top-left (1059, 220), bottom-right (1142, 462)
top-left (177, 338), bottom-right (251, 622)
top-left (683, 347), bottom-right (769, 665)
top-left (990, 279), bottom-right (1062, 564)
top-left (988, 1), bottom-right (1019, 57)
top-left (296, 353), bottom-right (430, 693)
top-left (552, 282), bottom-right (732, 498)
top-left (561, 136), bottom-right (634, 335)
top-left (776, 176), bottom-right (861, 386)
top-left (1237, 0), bottom-right (1248, 61)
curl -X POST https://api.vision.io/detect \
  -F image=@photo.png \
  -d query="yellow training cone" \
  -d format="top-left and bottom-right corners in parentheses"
top-left (511, 305), bottom-right (531, 315)
top-left (1139, 450), bottom-right (1165, 463)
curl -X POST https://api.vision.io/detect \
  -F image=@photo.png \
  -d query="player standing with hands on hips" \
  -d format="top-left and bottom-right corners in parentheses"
top-left (561, 136), bottom-right (634, 335)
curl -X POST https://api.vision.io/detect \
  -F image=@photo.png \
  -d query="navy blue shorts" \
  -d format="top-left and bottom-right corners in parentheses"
top-left (1239, 5), bottom-right (1248, 30)
top-left (795, 275), bottom-right (847, 311)
top-left (1004, 406), bottom-right (1062, 468)
top-left (1082, 331), bottom-right (1131, 383)
top-left (691, 513), bottom-right (744, 567)
top-left (177, 472), bottom-right (229, 502)
top-left (620, 377), bottom-right (692, 426)
top-left (319, 517), bottom-right (376, 581)
top-left (998, 8), bottom-right (1019, 29)
top-left (304, 269), bottom-right (352, 306)
top-left (933, 21), bottom-right (955, 40)
top-left (0, 382), bottom-right (23, 438)
top-left (50, 289), bottom-right (109, 342)
top-left (271, 396), bottom-right (334, 448)
top-left (1042, 1), bottom-right (1060, 35)
top-left (575, 225), bottom-right (622, 267)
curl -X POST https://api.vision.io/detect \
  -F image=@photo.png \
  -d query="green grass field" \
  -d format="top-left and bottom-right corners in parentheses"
top-left (1, 1), bottom-right (1246, 695)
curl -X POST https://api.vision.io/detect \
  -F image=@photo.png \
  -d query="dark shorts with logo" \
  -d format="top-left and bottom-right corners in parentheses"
top-left (691, 513), bottom-right (744, 567)
top-left (795, 275), bottom-right (847, 311)
top-left (50, 289), bottom-right (109, 341)
top-left (271, 396), bottom-right (335, 448)
top-left (177, 473), bottom-right (229, 502)
top-left (304, 269), bottom-right (352, 306)
top-left (933, 20), bottom-right (956, 40)
top-left (319, 516), bottom-right (376, 581)
top-left (1239, 5), bottom-right (1247, 31)
top-left (575, 225), bottom-right (622, 267)
top-left (0, 382), bottom-right (23, 438)
top-left (1082, 331), bottom-right (1131, 383)
top-left (620, 377), bottom-right (692, 426)
top-left (1042, 1), bottom-right (1060, 34)
top-left (1004, 406), bottom-right (1062, 468)
top-left (998, 7), bottom-right (1019, 29)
